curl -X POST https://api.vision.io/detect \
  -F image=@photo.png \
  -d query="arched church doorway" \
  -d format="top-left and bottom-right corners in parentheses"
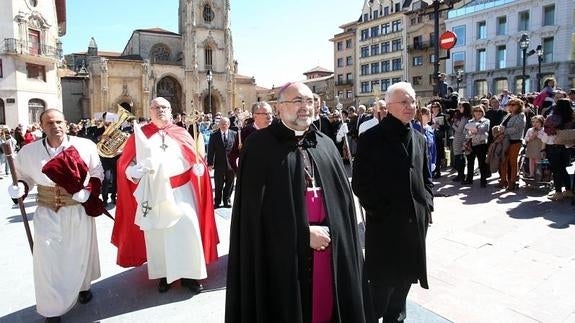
top-left (156, 76), bottom-right (182, 114)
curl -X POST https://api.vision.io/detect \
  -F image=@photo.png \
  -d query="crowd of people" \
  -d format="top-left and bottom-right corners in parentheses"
top-left (431, 78), bottom-right (575, 203)
top-left (4, 77), bottom-right (575, 322)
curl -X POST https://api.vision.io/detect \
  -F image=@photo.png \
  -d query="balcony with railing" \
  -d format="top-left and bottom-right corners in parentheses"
top-left (407, 41), bottom-right (432, 52)
top-left (336, 80), bottom-right (354, 86)
top-left (1, 38), bottom-right (61, 63)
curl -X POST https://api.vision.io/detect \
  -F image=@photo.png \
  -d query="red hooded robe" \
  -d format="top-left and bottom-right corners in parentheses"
top-left (111, 123), bottom-right (218, 267)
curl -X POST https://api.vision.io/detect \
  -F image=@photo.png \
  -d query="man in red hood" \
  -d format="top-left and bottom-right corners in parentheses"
top-left (112, 97), bottom-right (218, 294)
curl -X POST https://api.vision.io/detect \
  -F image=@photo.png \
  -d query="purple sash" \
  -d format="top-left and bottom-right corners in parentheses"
top-left (306, 188), bottom-right (333, 323)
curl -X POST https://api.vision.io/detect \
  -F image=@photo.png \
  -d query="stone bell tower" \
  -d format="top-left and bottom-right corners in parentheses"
top-left (179, 0), bottom-right (235, 115)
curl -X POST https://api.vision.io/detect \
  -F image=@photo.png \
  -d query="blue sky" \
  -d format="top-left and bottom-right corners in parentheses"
top-left (61, 0), bottom-right (363, 88)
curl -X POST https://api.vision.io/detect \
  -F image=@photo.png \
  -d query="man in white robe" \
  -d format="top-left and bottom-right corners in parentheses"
top-left (8, 109), bottom-right (103, 323)
top-left (112, 97), bottom-right (218, 293)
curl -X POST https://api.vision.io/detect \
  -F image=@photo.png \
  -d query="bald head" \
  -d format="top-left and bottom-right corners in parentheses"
top-left (277, 82), bottom-right (315, 131)
top-left (151, 97), bottom-right (171, 109)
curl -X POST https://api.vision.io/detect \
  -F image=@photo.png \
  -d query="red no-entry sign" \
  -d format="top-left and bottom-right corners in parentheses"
top-left (439, 31), bottom-right (457, 50)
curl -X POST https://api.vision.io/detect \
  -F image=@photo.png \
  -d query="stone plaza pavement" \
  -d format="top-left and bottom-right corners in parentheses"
top-left (0, 169), bottom-right (573, 322)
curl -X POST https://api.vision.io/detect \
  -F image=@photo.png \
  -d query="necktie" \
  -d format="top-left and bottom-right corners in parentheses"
top-left (223, 132), bottom-right (228, 145)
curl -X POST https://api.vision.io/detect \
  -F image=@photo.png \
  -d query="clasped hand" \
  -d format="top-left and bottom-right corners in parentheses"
top-left (309, 225), bottom-right (330, 251)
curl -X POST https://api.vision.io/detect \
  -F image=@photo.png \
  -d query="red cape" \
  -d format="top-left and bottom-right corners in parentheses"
top-left (111, 123), bottom-right (219, 267)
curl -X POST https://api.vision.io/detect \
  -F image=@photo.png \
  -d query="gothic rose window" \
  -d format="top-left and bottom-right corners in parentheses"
top-left (203, 5), bottom-right (214, 22)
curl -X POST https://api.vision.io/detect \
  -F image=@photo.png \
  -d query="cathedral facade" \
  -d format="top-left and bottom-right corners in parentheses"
top-left (67, 0), bottom-right (252, 120)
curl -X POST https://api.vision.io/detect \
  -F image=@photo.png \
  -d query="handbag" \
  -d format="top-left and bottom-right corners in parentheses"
top-left (554, 129), bottom-right (575, 146)
top-left (463, 138), bottom-right (473, 155)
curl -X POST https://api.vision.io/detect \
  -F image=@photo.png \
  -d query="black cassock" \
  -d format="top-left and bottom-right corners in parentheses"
top-left (225, 121), bottom-right (366, 323)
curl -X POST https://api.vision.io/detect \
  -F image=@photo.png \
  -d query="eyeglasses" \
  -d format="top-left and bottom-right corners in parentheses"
top-left (279, 98), bottom-right (315, 106)
top-left (388, 100), bottom-right (415, 107)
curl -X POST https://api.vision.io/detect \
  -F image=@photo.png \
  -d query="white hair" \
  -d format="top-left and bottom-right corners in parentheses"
top-left (385, 82), bottom-right (416, 102)
top-left (151, 97), bottom-right (171, 109)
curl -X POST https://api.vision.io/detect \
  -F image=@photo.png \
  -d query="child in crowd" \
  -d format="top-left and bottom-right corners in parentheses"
top-left (523, 115), bottom-right (546, 178)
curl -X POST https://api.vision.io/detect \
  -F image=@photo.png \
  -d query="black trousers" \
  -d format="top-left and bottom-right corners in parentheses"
top-left (214, 168), bottom-right (235, 206)
top-left (546, 144), bottom-right (572, 193)
top-left (454, 154), bottom-right (466, 179)
top-left (366, 281), bottom-right (412, 323)
top-left (100, 156), bottom-right (118, 202)
top-left (466, 143), bottom-right (489, 183)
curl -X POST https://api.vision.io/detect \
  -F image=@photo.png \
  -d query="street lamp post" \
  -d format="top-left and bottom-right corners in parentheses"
top-left (456, 69), bottom-right (463, 93)
top-left (432, 0), bottom-right (441, 96)
top-left (536, 45), bottom-right (543, 92)
top-left (519, 33), bottom-right (530, 94)
top-left (429, 0), bottom-right (461, 96)
top-left (206, 69), bottom-right (213, 114)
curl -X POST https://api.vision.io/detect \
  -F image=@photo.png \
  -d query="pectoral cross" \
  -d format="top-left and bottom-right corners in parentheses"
top-left (142, 201), bottom-right (152, 217)
top-left (159, 130), bottom-right (168, 151)
top-left (307, 178), bottom-right (321, 198)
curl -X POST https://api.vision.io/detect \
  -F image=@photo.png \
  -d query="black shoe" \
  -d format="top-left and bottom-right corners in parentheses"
top-left (213, 204), bottom-right (221, 209)
top-left (158, 278), bottom-right (171, 293)
top-left (462, 179), bottom-right (473, 185)
top-left (78, 290), bottom-right (93, 304)
top-left (181, 278), bottom-right (204, 295)
top-left (223, 204), bottom-right (232, 208)
top-left (45, 317), bottom-right (61, 323)
top-left (480, 181), bottom-right (487, 188)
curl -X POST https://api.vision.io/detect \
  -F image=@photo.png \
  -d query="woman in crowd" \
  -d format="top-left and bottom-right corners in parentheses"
top-left (430, 102), bottom-right (448, 178)
top-left (452, 101), bottom-right (472, 181)
top-left (416, 106), bottom-right (436, 175)
top-left (542, 98), bottom-right (575, 201)
top-left (463, 105), bottom-right (490, 187)
top-left (499, 98), bottom-right (526, 191)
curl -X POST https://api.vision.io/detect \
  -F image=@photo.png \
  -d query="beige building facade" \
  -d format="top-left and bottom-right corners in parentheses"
top-left (405, 1), bottom-right (447, 100)
top-left (356, 0), bottom-right (408, 106)
top-left (330, 21), bottom-right (356, 109)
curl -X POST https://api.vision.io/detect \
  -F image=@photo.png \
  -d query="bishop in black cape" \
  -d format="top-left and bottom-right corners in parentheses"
top-left (225, 121), bottom-right (366, 323)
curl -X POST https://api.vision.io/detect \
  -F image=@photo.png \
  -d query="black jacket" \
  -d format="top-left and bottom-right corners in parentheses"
top-left (225, 121), bottom-right (366, 323)
top-left (352, 115), bottom-right (433, 288)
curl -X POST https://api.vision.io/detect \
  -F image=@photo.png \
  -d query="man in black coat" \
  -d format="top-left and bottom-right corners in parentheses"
top-left (227, 101), bottom-right (273, 173)
top-left (312, 93), bottom-right (336, 144)
top-left (352, 81), bottom-right (433, 323)
top-left (207, 117), bottom-right (236, 208)
top-left (225, 82), bottom-right (366, 323)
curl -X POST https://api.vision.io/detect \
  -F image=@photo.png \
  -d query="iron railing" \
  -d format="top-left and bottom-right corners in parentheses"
top-left (1, 38), bottom-right (60, 59)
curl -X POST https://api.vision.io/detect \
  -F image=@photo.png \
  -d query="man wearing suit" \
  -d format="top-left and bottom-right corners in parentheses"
top-left (348, 105), bottom-right (370, 140)
top-left (207, 117), bottom-right (237, 208)
top-left (352, 82), bottom-right (433, 323)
